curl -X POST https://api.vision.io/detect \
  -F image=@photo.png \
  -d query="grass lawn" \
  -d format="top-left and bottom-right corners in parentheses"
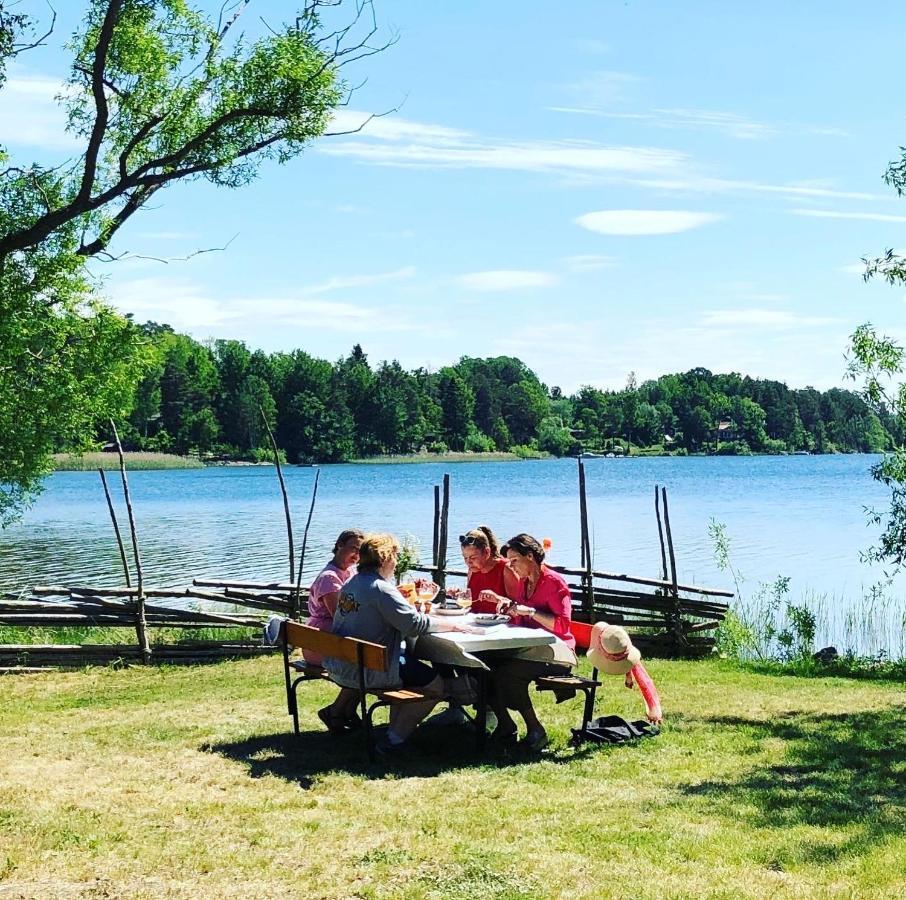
top-left (0, 657), bottom-right (903, 899)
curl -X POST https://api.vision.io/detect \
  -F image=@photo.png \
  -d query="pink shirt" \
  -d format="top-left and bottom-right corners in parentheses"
top-left (512, 566), bottom-right (575, 650)
top-left (307, 562), bottom-right (354, 630)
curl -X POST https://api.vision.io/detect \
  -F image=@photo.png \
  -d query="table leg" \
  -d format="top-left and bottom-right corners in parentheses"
top-left (475, 669), bottom-right (488, 753)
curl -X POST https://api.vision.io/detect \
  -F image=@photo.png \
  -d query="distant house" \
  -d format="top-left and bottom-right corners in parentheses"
top-left (712, 420), bottom-right (738, 442)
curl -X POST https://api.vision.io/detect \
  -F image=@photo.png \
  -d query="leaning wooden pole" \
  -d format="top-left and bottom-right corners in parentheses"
top-left (99, 469), bottom-right (131, 588)
top-left (660, 485), bottom-right (685, 649)
top-left (293, 468), bottom-right (321, 619)
top-left (654, 483), bottom-right (669, 583)
top-left (259, 406), bottom-right (294, 584)
top-left (432, 484), bottom-right (440, 572)
top-left (110, 421), bottom-right (151, 664)
top-left (436, 474), bottom-right (450, 589)
top-left (577, 457), bottom-right (594, 616)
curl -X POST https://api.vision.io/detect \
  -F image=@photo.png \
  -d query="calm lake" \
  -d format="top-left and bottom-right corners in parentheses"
top-left (2, 455), bottom-right (903, 652)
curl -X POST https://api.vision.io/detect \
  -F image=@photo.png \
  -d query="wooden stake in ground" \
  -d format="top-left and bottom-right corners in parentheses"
top-left (577, 457), bottom-right (594, 617)
top-left (293, 467), bottom-right (321, 619)
top-left (435, 474), bottom-right (450, 590)
top-left (432, 484), bottom-right (440, 571)
top-left (659, 485), bottom-right (686, 649)
top-left (654, 483), bottom-right (669, 583)
top-left (99, 469), bottom-right (131, 587)
top-left (259, 406), bottom-right (295, 584)
top-left (109, 420), bottom-right (151, 664)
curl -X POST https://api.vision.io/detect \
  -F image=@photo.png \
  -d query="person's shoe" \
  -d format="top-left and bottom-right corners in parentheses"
top-left (263, 615), bottom-right (284, 646)
top-left (489, 725), bottom-right (518, 745)
top-left (374, 737), bottom-right (410, 759)
top-left (521, 728), bottom-right (549, 751)
top-left (317, 706), bottom-right (347, 737)
top-left (427, 705), bottom-right (471, 727)
top-left (344, 711), bottom-right (362, 730)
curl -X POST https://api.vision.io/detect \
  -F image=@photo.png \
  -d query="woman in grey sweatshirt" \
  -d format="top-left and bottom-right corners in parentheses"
top-left (324, 533), bottom-right (476, 751)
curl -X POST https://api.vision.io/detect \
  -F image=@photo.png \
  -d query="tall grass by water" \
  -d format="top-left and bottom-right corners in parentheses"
top-left (53, 451), bottom-right (203, 471)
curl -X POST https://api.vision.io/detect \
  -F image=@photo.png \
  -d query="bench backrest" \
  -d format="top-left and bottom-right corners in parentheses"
top-left (282, 620), bottom-right (389, 672)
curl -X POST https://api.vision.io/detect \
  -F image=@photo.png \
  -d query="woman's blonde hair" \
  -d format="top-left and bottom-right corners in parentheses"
top-left (357, 533), bottom-right (400, 573)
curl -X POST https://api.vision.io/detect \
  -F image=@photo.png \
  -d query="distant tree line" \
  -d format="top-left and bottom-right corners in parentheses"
top-left (94, 323), bottom-right (899, 462)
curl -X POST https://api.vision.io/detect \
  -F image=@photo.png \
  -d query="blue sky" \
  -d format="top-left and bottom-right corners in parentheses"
top-left (4, 0), bottom-right (906, 392)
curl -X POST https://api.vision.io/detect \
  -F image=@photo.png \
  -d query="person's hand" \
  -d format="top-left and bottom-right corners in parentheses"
top-left (479, 589), bottom-right (503, 607)
top-left (647, 711), bottom-right (663, 725)
top-left (510, 604), bottom-right (533, 618)
top-left (450, 622), bottom-right (482, 635)
top-left (624, 672), bottom-right (635, 689)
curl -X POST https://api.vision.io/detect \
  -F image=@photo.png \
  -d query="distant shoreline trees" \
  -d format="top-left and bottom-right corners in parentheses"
top-left (107, 326), bottom-right (896, 464)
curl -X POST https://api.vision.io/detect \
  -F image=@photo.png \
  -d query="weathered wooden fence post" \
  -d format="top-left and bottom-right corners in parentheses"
top-left (99, 468), bottom-right (131, 587)
top-left (110, 421), bottom-right (151, 664)
top-left (577, 457), bottom-right (594, 617)
top-left (435, 474), bottom-right (450, 590)
top-left (659, 485), bottom-right (687, 651)
top-left (293, 468), bottom-right (321, 620)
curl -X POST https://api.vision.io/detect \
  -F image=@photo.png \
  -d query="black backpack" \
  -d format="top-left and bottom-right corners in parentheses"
top-left (572, 714), bottom-right (660, 745)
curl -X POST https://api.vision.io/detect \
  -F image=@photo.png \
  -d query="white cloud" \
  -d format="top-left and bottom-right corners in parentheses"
top-left (455, 270), bottom-right (558, 292)
top-left (552, 107), bottom-right (778, 140)
top-left (0, 71), bottom-right (79, 152)
top-left (791, 209), bottom-right (906, 223)
top-left (561, 254), bottom-right (618, 271)
top-left (699, 309), bottom-right (840, 329)
top-left (305, 266), bottom-right (416, 294)
top-left (627, 176), bottom-right (877, 201)
top-left (575, 209), bottom-right (722, 236)
top-left (106, 268), bottom-right (421, 334)
top-left (322, 109), bottom-right (686, 176)
top-left (566, 70), bottom-right (640, 105)
top-left (330, 110), bottom-right (470, 144)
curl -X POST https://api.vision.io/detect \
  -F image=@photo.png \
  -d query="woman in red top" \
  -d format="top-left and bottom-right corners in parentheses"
top-left (478, 533), bottom-right (575, 750)
top-left (460, 525), bottom-right (519, 613)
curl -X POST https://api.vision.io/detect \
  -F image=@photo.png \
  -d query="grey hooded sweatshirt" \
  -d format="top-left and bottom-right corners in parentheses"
top-left (325, 570), bottom-right (434, 689)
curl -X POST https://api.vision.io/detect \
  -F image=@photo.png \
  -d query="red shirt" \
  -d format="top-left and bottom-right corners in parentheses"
top-left (467, 557), bottom-right (511, 613)
top-left (512, 566), bottom-right (575, 650)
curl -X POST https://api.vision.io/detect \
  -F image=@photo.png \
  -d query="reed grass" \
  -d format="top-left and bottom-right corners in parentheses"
top-left (0, 624), bottom-right (256, 645)
top-left (351, 451), bottom-right (526, 464)
top-left (53, 451), bottom-right (204, 471)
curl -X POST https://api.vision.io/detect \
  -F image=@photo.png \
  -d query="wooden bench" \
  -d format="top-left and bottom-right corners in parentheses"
top-left (280, 620), bottom-right (433, 761)
top-left (533, 620), bottom-right (601, 743)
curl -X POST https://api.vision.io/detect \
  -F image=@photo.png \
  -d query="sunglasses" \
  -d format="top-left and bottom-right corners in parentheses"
top-left (458, 534), bottom-right (479, 546)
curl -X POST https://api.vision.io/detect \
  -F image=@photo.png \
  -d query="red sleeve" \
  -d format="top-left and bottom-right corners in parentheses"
top-left (518, 570), bottom-right (573, 640)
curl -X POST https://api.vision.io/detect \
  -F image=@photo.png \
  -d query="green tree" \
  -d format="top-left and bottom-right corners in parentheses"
top-left (0, 0), bottom-right (377, 522)
top-left (437, 368), bottom-right (475, 451)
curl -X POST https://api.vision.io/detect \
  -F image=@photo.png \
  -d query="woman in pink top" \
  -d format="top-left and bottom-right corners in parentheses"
top-left (477, 532), bottom-right (575, 750)
top-left (304, 529), bottom-right (364, 665)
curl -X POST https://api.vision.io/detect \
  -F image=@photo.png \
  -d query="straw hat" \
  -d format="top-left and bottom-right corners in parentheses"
top-left (587, 622), bottom-right (641, 675)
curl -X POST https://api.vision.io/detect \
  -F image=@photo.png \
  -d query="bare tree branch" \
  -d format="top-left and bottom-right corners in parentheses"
top-left (77, 0), bottom-right (124, 204)
top-left (9, 2), bottom-right (56, 57)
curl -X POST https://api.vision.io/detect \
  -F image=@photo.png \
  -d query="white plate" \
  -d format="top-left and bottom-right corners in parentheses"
top-left (433, 606), bottom-right (467, 616)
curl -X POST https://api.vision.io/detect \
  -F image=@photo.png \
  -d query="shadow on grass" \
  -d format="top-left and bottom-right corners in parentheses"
top-left (204, 722), bottom-right (604, 788)
top-left (679, 706), bottom-right (906, 865)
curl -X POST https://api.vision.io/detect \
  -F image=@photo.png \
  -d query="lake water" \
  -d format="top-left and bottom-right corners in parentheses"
top-left (2, 455), bottom-right (903, 653)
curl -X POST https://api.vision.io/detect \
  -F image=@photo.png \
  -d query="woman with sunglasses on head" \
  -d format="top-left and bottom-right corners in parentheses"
top-left (477, 532), bottom-right (576, 751)
top-left (459, 525), bottom-right (520, 613)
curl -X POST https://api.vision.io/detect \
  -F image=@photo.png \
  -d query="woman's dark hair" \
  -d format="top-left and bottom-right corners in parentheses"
top-left (333, 529), bottom-right (365, 555)
top-left (458, 524), bottom-right (500, 557)
top-left (501, 533), bottom-right (545, 564)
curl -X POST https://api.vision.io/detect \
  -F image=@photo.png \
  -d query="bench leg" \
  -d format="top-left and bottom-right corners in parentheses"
top-left (475, 670), bottom-right (488, 753)
top-left (289, 680), bottom-right (301, 736)
top-left (579, 684), bottom-right (597, 740)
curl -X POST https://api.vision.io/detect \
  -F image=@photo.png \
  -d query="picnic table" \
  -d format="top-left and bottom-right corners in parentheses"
top-left (412, 614), bottom-right (563, 750)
